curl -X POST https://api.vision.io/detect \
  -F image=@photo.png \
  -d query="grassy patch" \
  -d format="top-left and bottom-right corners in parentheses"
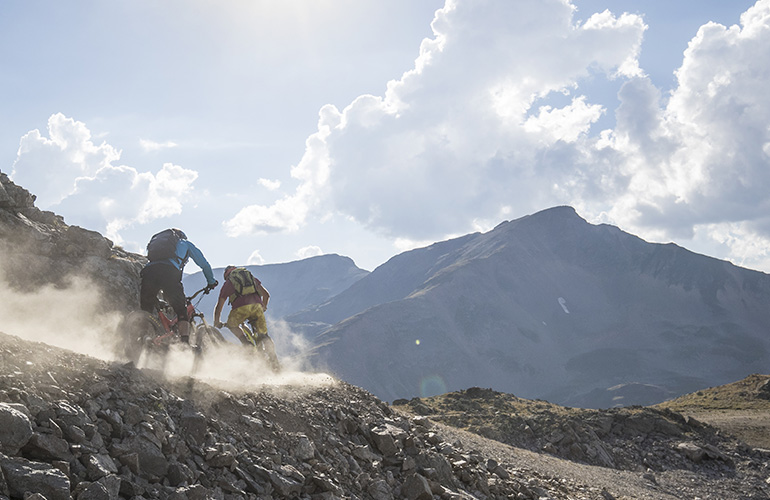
top-left (655, 374), bottom-right (770, 411)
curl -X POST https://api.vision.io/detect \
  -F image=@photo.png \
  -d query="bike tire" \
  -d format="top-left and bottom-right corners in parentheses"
top-left (256, 334), bottom-right (282, 373)
top-left (118, 311), bottom-right (161, 364)
top-left (194, 325), bottom-right (226, 352)
top-left (189, 324), bottom-right (226, 377)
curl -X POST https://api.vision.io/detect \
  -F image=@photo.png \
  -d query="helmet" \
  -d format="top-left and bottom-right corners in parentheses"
top-left (224, 265), bottom-right (236, 279)
top-left (172, 228), bottom-right (187, 240)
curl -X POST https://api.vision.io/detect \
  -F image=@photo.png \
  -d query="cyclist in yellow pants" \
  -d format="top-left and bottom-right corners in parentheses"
top-left (213, 266), bottom-right (281, 371)
top-left (213, 266), bottom-right (270, 346)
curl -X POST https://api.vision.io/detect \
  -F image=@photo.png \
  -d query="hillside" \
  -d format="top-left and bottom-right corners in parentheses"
top-left (300, 206), bottom-right (770, 408)
top-left (286, 233), bottom-right (479, 331)
top-left (0, 171), bottom-right (144, 313)
top-left (2, 331), bottom-right (770, 499)
top-left (392, 383), bottom-right (768, 470)
top-left (656, 374), bottom-right (770, 449)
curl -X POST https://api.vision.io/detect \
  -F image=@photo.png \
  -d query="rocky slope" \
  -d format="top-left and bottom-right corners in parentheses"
top-left (2, 331), bottom-right (770, 500)
top-left (393, 387), bottom-right (752, 473)
top-left (0, 170), bottom-right (144, 313)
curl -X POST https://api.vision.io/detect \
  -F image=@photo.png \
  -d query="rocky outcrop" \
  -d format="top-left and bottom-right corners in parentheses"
top-left (394, 387), bottom-right (743, 475)
top-left (756, 379), bottom-right (770, 400)
top-left (0, 170), bottom-right (144, 313)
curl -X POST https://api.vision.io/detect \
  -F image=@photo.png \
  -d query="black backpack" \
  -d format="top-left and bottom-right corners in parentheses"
top-left (146, 229), bottom-right (183, 262)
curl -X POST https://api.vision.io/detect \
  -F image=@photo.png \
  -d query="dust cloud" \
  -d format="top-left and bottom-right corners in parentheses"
top-left (157, 343), bottom-right (336, 392)
top-left (0, 251), bottom-right (335, 392)
top-left (157, 317), bottom-right (336, 390)
top-left (0, 260), bottom-right (123, 361)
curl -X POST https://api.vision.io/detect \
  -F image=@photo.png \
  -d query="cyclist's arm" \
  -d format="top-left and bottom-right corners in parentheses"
top-left (213, 295), bottom-right (227, 325)
top-left (182, 240), bottom-right (216, 285)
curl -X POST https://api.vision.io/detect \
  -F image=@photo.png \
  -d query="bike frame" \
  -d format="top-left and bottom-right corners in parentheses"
top-left (151, 287), bottom-right (210, 346)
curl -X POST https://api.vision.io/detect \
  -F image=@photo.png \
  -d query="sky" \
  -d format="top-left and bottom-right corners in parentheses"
top-left (3, 0), bottom-right (769, 274)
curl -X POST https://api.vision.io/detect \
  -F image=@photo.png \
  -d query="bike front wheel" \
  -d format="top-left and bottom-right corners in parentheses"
top-left (194, 324), bottom-right (226, 352)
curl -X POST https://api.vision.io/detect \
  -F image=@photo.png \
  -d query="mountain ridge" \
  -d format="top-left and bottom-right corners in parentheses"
top-left (301, 206), bottom-right (770, 408)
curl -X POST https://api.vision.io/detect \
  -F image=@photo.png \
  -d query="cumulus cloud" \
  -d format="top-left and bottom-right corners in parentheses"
top-left (57, 162), bottom-right (198, 244)
top-left (139, 138), bottom-right (178, 152)
top-left (11, 114), bottom-right (198, 244)
top-left (589, 0), bottom-right (770, 267)
top-left (224, 0), bottom-right (646, 240)
top-left (296, 245), bottom-right (323, 259)
top-left (12, 113), bottom-right (121, 207)
top-left (223, 108), bottom-right (335, 237)
top-left (225, 0), bottom-right (770, 271)
top-left (258, 178), bottom-right (281, 191)
top-left (247, 250), bottom-right (266, 265)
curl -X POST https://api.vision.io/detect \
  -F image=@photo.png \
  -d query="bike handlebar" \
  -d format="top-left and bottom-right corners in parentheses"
top-left (186, 281), bottom-right (219, 302)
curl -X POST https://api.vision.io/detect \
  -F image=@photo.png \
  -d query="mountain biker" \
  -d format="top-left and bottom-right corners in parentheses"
top-left (213, 265), bottom-right (271, 348)
top-left (139, 229), bottom-right (217, 344)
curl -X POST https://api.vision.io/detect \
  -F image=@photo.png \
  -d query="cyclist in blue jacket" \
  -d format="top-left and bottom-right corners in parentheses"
top-left (139, 228), bottom-right (217, 344)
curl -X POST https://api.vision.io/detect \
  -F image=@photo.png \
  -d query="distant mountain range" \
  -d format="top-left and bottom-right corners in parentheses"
top-left (186, 206), bottom-right (770, 408)
top-left (182, 253), bottom-right (369, 324)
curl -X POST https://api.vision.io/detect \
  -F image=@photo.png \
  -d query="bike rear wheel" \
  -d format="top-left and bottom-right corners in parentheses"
top-left (254, 333), bottom-right (281, 373)
top-left (118, 311), bottom-right (161, 364)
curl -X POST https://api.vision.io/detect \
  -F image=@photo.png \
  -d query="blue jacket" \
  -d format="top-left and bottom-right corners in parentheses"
top-left (154, 239), bottom-right (216, 286)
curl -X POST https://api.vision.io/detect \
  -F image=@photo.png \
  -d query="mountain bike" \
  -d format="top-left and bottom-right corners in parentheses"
top-left (117, 286), bottom-right (226, 371)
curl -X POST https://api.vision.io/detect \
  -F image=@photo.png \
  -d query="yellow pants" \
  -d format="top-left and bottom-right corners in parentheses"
top-left (226, 303), bottom-right (267, 341)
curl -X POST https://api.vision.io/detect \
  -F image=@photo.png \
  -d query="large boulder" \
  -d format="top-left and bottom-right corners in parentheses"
top-left (0, 454), bottom-right (71, 500)
top-left (0, 404), bottom-right (33, 455)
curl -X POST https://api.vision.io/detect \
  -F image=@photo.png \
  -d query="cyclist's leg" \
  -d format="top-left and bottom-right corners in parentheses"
top-left (248, 306), bottom-right (271, 348)
top-left (139, 265), bottom-right (163, 314)
top-left (138, 264), bottom-right (170, 334)
top-left (246, 306), bottom-right (280, 371)
top-left (226, 305), bottom-right (255, 346)
top-left (226, 325), bottom-right (252, 346)
top-left (255, 332), bottom-right (280, 372)
top-left (157, 266), bottom-right (189, 342)
top-left (249, 304), bottom-right (268, 335)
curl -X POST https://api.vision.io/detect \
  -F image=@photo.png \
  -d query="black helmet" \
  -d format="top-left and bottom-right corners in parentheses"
top-left (172, 228), bottom-right (187, 240)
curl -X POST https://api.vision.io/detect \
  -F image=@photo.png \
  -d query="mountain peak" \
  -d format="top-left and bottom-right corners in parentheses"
top-left (517, 205), bottom-right (585, 227)
top-left (304, 206), bottom-right (770, 408)
top-left (533, 205), bottom-right (579, 217)
top-left (490, 206), bottom-right (586, 239)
